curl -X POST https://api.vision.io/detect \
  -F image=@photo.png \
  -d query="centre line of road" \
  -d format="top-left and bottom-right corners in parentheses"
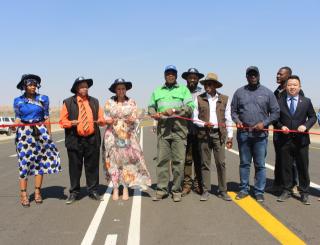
top-left (227, 148), bottom-right (320, 191)
top-left (9, 154), bottom-right (17, 157)
top-left (81, 182), bottom-right (113, 245)
top-left (56, 138), bottom-right (65, 143)
top-left (127, 126), bottom-right (144, 245)
top-left (105, 234), bottom-right (118, 245)
top-left (228, 192), bottom-right (306, 244)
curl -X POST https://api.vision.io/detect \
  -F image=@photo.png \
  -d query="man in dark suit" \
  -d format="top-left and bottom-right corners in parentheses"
top-left (276, 75), bottom-right (316, 205)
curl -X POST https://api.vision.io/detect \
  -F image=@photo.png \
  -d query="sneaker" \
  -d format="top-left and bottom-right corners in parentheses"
top-left (172, 192), bottom-right (182, 202)
top-left (217, 191), bottom-right (232, 201)
top-left (277, 191), bottom-right (290, 202)
top-left (301, 194), bottom-right (311, 205)
top-left (200, 191), bottom-right (209, 201)
top-left (66, 193), bottom-right (79, 205)
top-left (152, 191), bottom-right (168, 201)
top-left (235, 192), bottom-right (248, 200)
top-left (255, 194), bottom-right (265, 203)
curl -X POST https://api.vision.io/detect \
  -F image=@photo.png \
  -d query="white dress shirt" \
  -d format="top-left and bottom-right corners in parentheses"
top-left (193, 93), bottom-right (233, 138)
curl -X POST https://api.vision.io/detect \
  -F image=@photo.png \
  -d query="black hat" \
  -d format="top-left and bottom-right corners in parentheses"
top-left (109, 78), bottom-right (132, 93)
top-left (246, 66), bottom-right (260, 75)
top-left (71, 76), bottom-right (93, 93)
top-left (181, 68), bottom-right (204, 80)
top-left (17, 74), bottom-right (41, 90)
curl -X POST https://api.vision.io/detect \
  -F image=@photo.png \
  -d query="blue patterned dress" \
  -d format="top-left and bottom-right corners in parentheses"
top-left (13, 93), bottom-right (61, 179)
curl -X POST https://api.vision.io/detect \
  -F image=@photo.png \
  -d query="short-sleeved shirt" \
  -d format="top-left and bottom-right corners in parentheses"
top-left (13, 93), bottom-right (49, 123)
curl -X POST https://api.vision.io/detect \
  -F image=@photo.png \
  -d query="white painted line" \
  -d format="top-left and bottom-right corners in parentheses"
top-left (127, 126), bottom-right (144, 245)
top-left (9, 154), bottom-right (17, 158)
top-left (105, 234), bottom-right (118, 245)
top-left (127, 189), bottom-right (141, 245)
top-left (227, 148), bottom-right (320, 191)
top-left (81, 182), bottom-right (113, 245)
top-left (56, 138), bottom-right (65, 142)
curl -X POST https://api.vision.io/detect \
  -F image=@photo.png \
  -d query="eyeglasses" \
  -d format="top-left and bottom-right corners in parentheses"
top-left (24, 79), bottom-right (41, 88)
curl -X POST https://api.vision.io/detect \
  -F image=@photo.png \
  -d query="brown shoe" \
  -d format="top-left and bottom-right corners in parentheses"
top-left (181, 186), bottom-right (191, 197)
top-left (193, 186), bottom-right (202, 195)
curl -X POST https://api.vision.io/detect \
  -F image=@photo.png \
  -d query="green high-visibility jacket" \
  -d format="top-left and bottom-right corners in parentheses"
top-left (148, 83), bottom-right (195, 138)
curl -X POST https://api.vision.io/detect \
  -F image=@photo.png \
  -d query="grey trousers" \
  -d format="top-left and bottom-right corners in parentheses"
top-left (199, 131), bottom-right (227, 192)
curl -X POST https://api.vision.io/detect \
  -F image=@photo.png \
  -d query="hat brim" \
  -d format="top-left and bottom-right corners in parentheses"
top-left (71, 79), bottom-right (93, 93)
top-left (17, 74), bottom-right (41, 90)
top-left (181, 72), bottom-right (204, 80)
top-left (109, 82), bottom-right (132, 93)
top-left (200, 79), bottom-right (223, 88)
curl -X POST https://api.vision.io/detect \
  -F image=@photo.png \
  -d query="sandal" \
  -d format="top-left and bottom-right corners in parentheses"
top-left (34, 187), bottom-right (43, 204)
top-left (20, 189), bottom-right (30, 207)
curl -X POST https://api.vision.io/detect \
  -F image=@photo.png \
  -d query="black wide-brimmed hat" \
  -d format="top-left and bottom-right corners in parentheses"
top-left (17, 74), bottom-right (41, 90)
top-left (71, 76), bottom-right (93, 93)
top-left (181, 68), bottom-right (204, 80)
top-left (200, 73), bottom-right (223, 88)
top-left (109, 78), bottom-right (132, 93)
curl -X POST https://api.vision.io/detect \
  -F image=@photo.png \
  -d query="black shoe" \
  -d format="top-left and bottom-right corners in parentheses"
top-left (235, 192), bottom-right (248, 200)
top-left (301, 194), bottom-right (310, 205)
top-left (255, 194), bottom-right (265, 203)
top-left (200, 191), bottom-right (209, 201)
top-left (66, 193), bottom-right (79, 205)
top-left (277, 191), bottom-right (290, 202)
top-left (217, 191), bottom-right (232, 201)
top-left (88, 192), bottom-right (103, 201)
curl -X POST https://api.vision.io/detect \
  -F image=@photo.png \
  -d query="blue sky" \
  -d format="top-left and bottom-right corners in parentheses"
top-left (0, 0), bottom-right (319, 109)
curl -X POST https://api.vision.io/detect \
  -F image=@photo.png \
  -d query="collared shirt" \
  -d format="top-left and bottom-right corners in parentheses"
top-left (231, 84), bottom-right (280, 136)
top-left (193, 93), bottom-right (233, 138)
top-left (190, 86), bottom-right (203, 101)
top-left (286, 94), bottom-right (299, 112)
top-left (60, 95), bottom-right (104, 137)
top-left (13, 93), bottom-right (49, 123)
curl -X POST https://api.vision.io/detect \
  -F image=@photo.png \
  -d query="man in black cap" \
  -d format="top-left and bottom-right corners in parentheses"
top-left (231, 67), bottom-right (280, 202)
top-left (60, 77), bottom-right (106, 204)
top-left (181, 68), bottom-right (204, 196)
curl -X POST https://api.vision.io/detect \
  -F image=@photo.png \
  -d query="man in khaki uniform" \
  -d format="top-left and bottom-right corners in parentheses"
top-left (193, 73), bottom-right (233, 201)
top-left (148, 65), bottom-right (195, 202)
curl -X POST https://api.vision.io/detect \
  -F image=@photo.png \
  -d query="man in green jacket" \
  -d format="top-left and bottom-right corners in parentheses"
top-left (148, 65), bottom-right (195, 202)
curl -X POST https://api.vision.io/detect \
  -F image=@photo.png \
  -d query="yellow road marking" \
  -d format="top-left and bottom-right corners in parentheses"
top-left (228, 192), bottom-right (306, 245)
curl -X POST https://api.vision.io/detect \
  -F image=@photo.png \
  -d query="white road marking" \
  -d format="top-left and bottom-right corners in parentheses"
top-left (227, 148), bottom-right (320, 191)
top-left (105, 234), bottom-right (118, 245)
top-left (81, 183), bottom-right (113, 245)
top-left (9, 154), bottom-right (17, 157)
top-left (56, 138), bottom-right (65, 142)
top-left (127, 126), bottom-right (144, 245)
top-left (127, 189), bottom-right (142, 245)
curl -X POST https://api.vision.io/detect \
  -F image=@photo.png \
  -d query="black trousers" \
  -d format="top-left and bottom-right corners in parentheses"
top-left (67, 137), bottom-right (100, 194)
top-left (280, 140), bottom-right (310, 194)
top-left (183, 133), bottom-right (202, 188)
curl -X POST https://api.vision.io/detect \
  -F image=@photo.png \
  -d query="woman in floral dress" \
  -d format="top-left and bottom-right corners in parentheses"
top-left (103, 78), bottom-right (151, 200)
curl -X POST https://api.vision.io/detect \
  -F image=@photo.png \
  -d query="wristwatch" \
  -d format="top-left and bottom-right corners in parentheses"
top-left (172, 108), bottom-right (176, 113)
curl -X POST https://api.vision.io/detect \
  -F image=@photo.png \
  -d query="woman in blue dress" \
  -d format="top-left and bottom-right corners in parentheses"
top-left (14, 74), bottom-right (61, 207)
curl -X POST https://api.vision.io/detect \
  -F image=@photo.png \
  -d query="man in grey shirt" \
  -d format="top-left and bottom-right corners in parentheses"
top-left (231, 66), bottom-right (280, 202)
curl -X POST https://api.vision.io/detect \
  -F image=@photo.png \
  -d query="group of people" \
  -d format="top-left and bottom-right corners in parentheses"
top-left (148, 65), bottom-right (317, 205)
top-left (12, 64), bottom-right (319, 207)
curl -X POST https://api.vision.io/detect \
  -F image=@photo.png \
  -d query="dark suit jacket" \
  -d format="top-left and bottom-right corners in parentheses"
top-left (275, 94), bottom-right (316, 146)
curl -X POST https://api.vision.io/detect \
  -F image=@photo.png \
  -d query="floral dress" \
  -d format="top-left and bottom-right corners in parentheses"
top-left (102, 97), bottom-right (151, 190)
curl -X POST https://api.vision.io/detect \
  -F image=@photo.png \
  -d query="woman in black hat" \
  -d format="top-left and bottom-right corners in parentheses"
top-left (14, 74), bottom-right (61, 207)
top-left (103, 78), bottom-right (151, 201)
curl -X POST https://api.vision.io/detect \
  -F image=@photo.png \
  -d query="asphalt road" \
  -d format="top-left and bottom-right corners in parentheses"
top-left (0, 126), bottom-right (320, 245)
